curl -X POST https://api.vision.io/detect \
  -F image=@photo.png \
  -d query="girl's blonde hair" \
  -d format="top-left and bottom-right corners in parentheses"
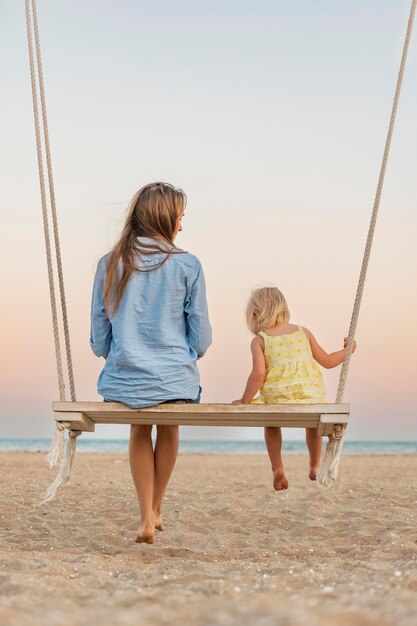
top-left (246, 287), bottom-right (290, 334)
top-left (104, 182), bottom-right (186, 315)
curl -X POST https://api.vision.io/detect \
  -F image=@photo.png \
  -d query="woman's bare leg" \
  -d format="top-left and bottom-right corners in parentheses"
top-left (264, 426), bottom-right (289, 490)
top-left (152, 425), bottom-right (179, 530)
top-left (129, 424), bottom-right (155, 543)
top-left (305, 428), bottom-right (322, 480)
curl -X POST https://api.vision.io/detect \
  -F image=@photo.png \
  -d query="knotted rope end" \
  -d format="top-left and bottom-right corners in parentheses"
top-left (46, 422), bottom-right (69, 468)
top-left (317, 426), bottom-right (346, 489)
top-left (42, 429), bottom-right (81, 504)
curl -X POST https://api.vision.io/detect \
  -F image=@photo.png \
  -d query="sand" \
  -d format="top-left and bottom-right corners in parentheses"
top-left (0, 451), bottom-right (416, 626)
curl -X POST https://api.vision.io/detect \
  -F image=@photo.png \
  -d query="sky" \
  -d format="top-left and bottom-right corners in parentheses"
top-left (0, 0), bottom-right (416, 442)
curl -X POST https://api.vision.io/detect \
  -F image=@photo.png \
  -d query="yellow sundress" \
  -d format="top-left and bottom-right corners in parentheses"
top-left (252, 326), bottom-right (327, 404)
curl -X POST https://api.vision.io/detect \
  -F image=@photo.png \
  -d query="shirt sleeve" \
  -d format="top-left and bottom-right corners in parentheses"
top-left (90, 257), bottom-right (112, 358)
top-left (184, 260), bottom-right (212, 359)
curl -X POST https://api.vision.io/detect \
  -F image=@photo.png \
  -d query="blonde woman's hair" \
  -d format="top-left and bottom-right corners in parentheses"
top-left (104, 182), bottom-right (186, 315)
top-left (246, 287), bottom-right (290, 334)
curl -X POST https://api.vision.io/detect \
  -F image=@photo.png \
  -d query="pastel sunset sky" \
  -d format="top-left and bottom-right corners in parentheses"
top-left (1, 0), bottom-right (416, 441)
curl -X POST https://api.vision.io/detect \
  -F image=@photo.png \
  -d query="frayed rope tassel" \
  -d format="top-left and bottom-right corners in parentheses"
top-left (42, 429), bottom-right (81, 503)
top-left (46, 422), bottom-right (69, 468)
top-left (317, 425), bottom-right (345, 488)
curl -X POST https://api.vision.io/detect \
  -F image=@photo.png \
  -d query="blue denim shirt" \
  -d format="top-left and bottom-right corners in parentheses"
top-left (90, 238), bottom-right (212, 407)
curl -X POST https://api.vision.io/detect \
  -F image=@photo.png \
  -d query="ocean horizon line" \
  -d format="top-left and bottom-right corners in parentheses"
top-left (0, 439), bottom-right (416, 455)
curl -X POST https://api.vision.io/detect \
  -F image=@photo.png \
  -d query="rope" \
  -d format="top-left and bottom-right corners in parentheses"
top-left (26, 0), bottom-right (79, 501)
top-left (46, 421), bottom-right (70, 468)
top-left (336, 0), bottom-right (417, 404)
top-left (42, 429), bottom-right (82, 504)
top-left (31, 0), bottom-right (76, 401)
top-left (25, 0), bottom-right (76, 401)
top-left (318, 0), bottom-right (417, 487)
top-left (25, 0), bottom-right (66, 401)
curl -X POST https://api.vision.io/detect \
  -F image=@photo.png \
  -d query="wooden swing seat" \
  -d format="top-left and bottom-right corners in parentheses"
top-left (53, 401), bottom-right (350, 437)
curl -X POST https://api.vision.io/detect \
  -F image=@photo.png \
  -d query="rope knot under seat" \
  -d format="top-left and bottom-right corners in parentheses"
top-left (330, 424), bottom-right (345, 441)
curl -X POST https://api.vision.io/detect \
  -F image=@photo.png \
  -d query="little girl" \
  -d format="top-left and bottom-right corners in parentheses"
top-left (233, 287), bottom-right (356, 490)
top-left (90, 182), bottom-right (212, 544)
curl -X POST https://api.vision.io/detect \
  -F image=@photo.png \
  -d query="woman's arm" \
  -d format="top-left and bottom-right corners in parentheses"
top-left (233, 336), bottom-right (266, 404)
top-left (184, 261), bottom-right (212, 358)
top-left (90, 257), bottom-right (112, 358)
top-left (304, 328), bottom-right (356, 369)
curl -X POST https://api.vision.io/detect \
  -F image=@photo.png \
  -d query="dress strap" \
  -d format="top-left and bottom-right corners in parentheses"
top-left (297, 325), bottom-right (309, 342)
top-left (298, 325), bottom-right (313, 353)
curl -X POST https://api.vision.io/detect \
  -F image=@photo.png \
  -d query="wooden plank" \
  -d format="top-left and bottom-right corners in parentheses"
top-left (53, 401), bottom-right (349, 415)
top-left (54, 414), bottom-right (347, 429)
top-left (317, 414), bottom-right (349, 436)
top-left (52, 402), bottom-right (350, 429)
top-left (84, 413), bottom-right (322, 423)
top-left (86, 413), bottom-right (322, 422)
top-left (318, 413), bottom-right (349, 424)
top-left (54, 412), bottom-right (95, 432)
top-left (90, 415), bottom-right (319, 428)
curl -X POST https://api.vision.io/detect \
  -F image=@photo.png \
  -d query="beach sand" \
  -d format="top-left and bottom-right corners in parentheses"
top-left (0, 451), bottom-right (416, 626)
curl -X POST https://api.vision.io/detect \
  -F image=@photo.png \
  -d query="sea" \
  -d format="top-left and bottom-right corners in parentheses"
top-left (0, 439), bottom-right (416, 455)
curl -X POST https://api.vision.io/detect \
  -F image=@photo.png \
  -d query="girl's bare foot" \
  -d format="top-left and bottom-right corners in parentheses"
top-left (273, 468), bottom-right (289, 491)
top-left (309, 466), bottom-right (319, 481)
top-left (135, 521), bottom-right (155, 544)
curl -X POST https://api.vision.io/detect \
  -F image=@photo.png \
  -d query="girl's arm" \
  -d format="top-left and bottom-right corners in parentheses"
top-left (90, 257), bottom-right (113, 358)
top-left (184, 261), bottom-right (212, 358)
top-left (233, 336), bottom-right (266, 404)
top-left (304, 328), bottom-right (356, 369)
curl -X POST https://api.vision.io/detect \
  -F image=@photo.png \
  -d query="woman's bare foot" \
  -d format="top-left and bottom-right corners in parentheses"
top-left (273, 468), bottom-right (289, 491)
top-left (154, 513), bottom-right (165, 532)
top-left (309, 466), bottom-right (319, 481)
top-left (135, 521), bottom-right (155, 544)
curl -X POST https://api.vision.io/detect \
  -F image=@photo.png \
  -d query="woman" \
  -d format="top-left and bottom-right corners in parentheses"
top-left (90, 182), bottom-right (212, 544)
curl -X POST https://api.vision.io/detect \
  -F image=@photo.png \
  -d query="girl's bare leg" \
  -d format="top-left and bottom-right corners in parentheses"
top-left (152, 425), bottom-right (179, 530)
top-left (264, 426), bottom-right (289, 490)
top-left (129, 424), bottom-right (156, 543)
top-left (305, 427), bottom-right (322, 480)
